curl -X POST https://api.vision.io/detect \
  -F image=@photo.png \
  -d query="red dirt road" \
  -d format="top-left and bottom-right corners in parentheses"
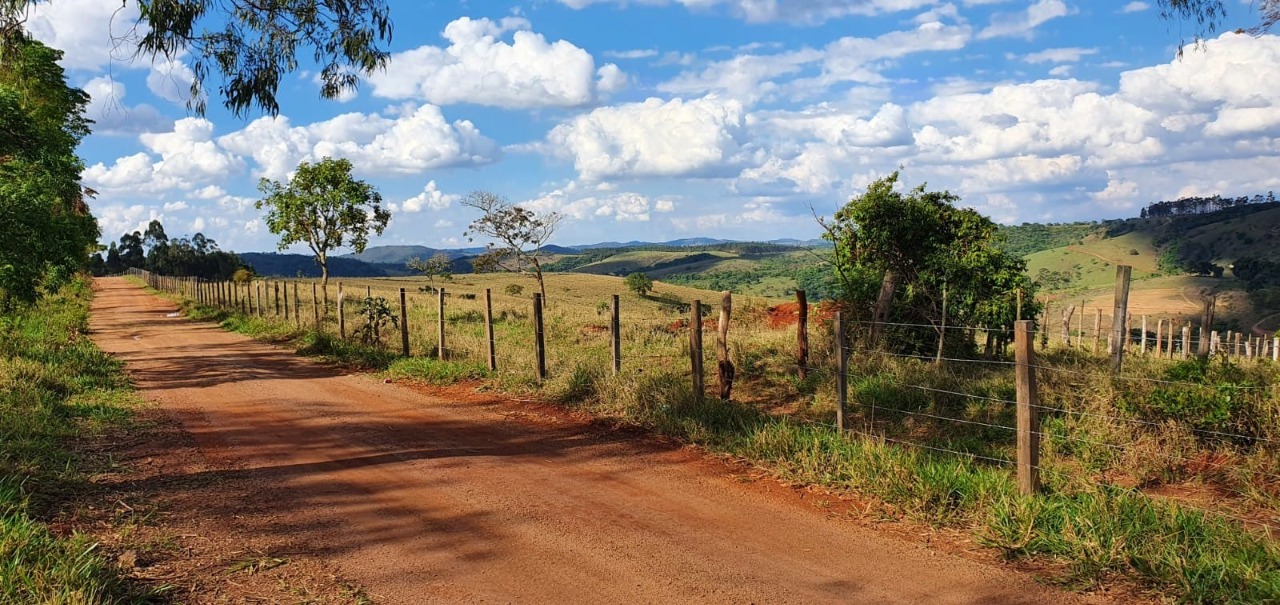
top-left (89, 278), bottom-right (1091, 604)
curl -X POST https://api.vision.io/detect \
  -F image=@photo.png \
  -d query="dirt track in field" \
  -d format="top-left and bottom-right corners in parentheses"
top-left (89, 277), bottom-right (1098, 604)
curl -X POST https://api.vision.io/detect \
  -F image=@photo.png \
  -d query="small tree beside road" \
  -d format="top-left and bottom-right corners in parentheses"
top-left (256, 157), bottom-right (390, 296)
top-left (463, 191), bottom-right (562, 301)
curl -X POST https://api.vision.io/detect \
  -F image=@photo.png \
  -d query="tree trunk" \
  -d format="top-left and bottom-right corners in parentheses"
top-left (532, 258), bottom-right (547, 303)
top-left (869, 269), bottom-right (899, 347)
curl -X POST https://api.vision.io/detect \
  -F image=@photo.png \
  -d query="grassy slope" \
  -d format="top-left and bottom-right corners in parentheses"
top-left (0, 279), bottom-right (144, 603)
top-left (572, 250), bottom-right (734, 275)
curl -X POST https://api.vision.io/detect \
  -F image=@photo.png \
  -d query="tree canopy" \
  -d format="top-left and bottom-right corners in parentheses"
top-left (256, 157), bottom-right (389, 287)
top-left (820, 173), bottom-right (1036, 357)
top-left (1158, 0), bottom-right (1279, 51)
top-left (0, 36), bottom-right (97, 307)
top-left (2, 0), bottom-right (393, 117)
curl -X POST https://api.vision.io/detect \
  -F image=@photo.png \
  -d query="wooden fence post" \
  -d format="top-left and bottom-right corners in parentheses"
top-left (399, 288), bottom-right (410, 357)
top-left (1061, 305), bottom-right (1075, 347)
top-left (1111, 265), bottom-right (1131, 374)
top-left (1076, 300), bottom-right (1085, 347)
top-left (258, 283), bottom-right (265, 317)
top-left (936, 286), bottom-right (948, 362)
top-left (835, 311), bottom-right (848, 431)
top-left (293, 283), bottom-right (301, 326)
top-left (533, 293), bottom-right (546, 381)
top-left (1211, 331), bottom-right (1220, 355)
top-left (485, 289), bottom-right (497, 372)
top-left (1040, 301), bottom-right (1050, 349)
top-left (1200, 296), bottom-right (1217, 359)
top-left (1273, 337), bottom-right (1278, 362)
top-left (438, 287), bottom-right (446, 360)
top-left (282, 282), bottom-right (290, 321)
top-left (1140, 315), bottom-right (1148, 354)
top-left (1181, 325), bottom-right (1191, 360)
top-left (274, 282), bottom-right (281, 316)
top-left (796, 290), bottom-right (809, 380)
top-left (610, 294), bottom-right (621, 375)
top-left (1093, 308), bottom-right (1102, 354)
top-left (717, 291), bottom-right (734, 400)
top-left (690, 300), bottom-right (704, 400)
top-left (1014, 320), bottom-right (1040, 496)
top-left (1155, 319), bottom-right (1164, 356)
top-left (338, 283), bottom-right (346, 339)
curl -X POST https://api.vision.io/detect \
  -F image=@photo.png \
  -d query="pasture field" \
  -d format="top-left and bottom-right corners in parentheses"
top-left (156, 267), bottom-right (1280, 602)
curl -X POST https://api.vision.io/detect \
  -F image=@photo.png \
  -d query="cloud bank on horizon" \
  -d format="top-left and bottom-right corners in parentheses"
top-left (29, 0), bottom-right (1280, 252)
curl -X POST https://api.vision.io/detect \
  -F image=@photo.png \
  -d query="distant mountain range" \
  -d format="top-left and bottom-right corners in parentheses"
top-left (337, 238), bottom-right (829, 266)
top-left (244, 238), bottom-right (829, 278)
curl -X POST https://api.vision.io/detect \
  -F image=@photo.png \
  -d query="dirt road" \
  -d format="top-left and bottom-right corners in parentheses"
top-left (89, 278), bottom-right (1091, 604)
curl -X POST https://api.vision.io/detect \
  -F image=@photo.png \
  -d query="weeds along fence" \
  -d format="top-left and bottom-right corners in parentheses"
top-left (126, 267), bottom-right (1280, 533)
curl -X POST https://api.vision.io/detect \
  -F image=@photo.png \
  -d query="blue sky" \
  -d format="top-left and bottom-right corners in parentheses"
top-left (24, 0), bottom-right (1280, 253)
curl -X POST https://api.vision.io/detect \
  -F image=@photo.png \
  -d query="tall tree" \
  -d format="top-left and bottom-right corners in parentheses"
top-left (0, 36), bottom-right (97, 307)
top-left (462, 191), bottom-right (562, 302)
top-left (256, 157), bottom-right (389, 290)
top-left (2, 0), bottom-right (394, 117)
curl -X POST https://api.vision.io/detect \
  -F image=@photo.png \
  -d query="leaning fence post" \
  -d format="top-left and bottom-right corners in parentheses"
top-left (1111, 265), bottom-right (1131, 374)
top-left (610, 294), bottom-right (621, 375)
top-left (690, 299), bottom-right (704, 400)
top-left (1014, 320), bottom-right (1041, 496)
top-left (399, 288), bottom-right (410, 357)
top-left (717, 291), bottom-right (734, 400)
top-left (834, 310), bottom-right (848, 431)
top-left (533, 293), bottom-right (547, 382)
top-left (796, 290), bottom-right (809, 380)
top-left (438, 287), bottom-right (446, 360)
top-left (485, 288), bottom-right (497, 372)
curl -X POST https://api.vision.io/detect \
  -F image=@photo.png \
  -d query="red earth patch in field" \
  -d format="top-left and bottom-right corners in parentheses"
top-left (767, 301), bottom-right (841, 329)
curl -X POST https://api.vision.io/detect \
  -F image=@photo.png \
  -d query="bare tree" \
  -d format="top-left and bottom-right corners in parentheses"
top-left (407, 252), bottom-right (453, 287)
top-left (462, 191), bottom-right (562, 301)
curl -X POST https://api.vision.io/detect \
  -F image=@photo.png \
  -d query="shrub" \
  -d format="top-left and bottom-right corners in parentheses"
top-left (504, 283), bottom-right (524, 296)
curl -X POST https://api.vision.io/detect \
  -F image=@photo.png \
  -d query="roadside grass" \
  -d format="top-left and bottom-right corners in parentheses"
top-left (159, 274), bottom-right (1280, 602)
top-left (0, 278), bottom-right (151, 604)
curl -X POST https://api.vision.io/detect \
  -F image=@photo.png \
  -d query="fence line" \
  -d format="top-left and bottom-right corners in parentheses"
top-left (124, 268), bottom-right (1278, 527)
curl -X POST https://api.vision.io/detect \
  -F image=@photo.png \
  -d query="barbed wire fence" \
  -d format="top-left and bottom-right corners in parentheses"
top-left (125, 266), bottom-right (1279, 533)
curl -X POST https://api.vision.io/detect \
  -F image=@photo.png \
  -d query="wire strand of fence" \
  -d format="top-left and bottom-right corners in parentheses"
top-left (856, 405), bottom-right (1018, 433)
top-left (1030, 402), bottom-right (1280, 446)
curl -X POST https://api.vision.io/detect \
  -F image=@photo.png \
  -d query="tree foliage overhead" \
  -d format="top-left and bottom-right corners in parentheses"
top-left (256, 157), bottom-right (389, 287)
top-left (1158, 0), bottom-right (1279, 51)
top-left (463, 190), bottom-right (562, 301)
top-left (0, 36), bottom-right (97, 308)
top-left (2, 0), bottom-right (393, 117)
top-left (820, 173), bottom-right (1036, 356)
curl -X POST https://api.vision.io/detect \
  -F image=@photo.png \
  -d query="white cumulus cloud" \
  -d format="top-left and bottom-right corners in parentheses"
top-left (367, 16), bottom-right (625, 108)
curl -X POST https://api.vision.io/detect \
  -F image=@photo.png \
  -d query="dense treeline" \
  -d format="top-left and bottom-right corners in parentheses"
top-left (0, 38), bottom-right (99, 308)
top-left (1141, 193), bottom-right (1276, 218)
top-left (89, 220), bottom-right (243, 279)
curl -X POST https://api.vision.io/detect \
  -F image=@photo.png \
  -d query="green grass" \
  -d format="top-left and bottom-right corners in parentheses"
top-left (0, 278), bottom-right (151, 604)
